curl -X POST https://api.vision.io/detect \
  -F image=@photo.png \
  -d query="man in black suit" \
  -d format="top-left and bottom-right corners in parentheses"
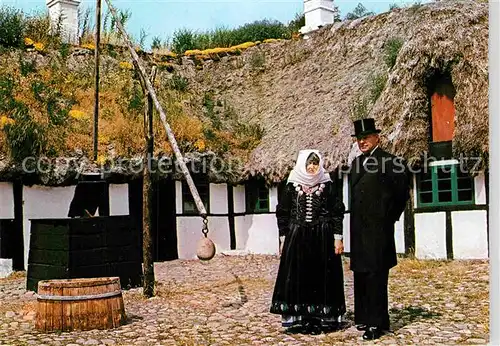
top-left (348, 118), bottom-right (410, 340)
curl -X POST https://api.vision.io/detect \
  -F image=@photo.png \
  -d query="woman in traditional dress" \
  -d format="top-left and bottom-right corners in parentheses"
top-left (270, 149), bottom-right (346, 335)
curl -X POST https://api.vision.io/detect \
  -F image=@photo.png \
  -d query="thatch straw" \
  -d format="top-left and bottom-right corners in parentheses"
top-left (0, 0), bottom-right (488, 185)
top-left (191, 0), bottom-right (488, 183)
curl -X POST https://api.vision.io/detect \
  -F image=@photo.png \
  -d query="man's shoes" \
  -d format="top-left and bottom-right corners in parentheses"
top-left (362, 327), bottom-right (383, 340)
top-left (356, 324), bottom-right (367, 331)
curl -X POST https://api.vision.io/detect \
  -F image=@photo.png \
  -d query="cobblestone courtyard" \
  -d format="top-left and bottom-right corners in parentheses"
top-left (0, 255), bottom-right (489, 345)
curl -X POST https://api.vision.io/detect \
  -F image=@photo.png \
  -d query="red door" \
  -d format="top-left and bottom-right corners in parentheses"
top-left (431, 79), bottom-right (456, 142)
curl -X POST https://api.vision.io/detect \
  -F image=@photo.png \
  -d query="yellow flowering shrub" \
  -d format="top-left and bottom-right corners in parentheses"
top-left (24, 38), bottom-right (34, 46)
top-left (33, 42), bottom-right (45, 52)
top-left (263, 38), bottom-right (281, 44)
top-left (184, 49), bottom-right (203, 56)
top-left (194, 139), bottom-right (206, 151)
top-left (119, 61), bottom-right (133, 70)
top-left (69, 110), bottom-right (88, 120)
top-left (232, 42), bottom-right (257, 50)
top-left (0, 116), bottom-right (15, 130)
top-left (96, 155), bottom-right (107, 165)
top-left (81, 43), bottom-right (95, 50)
top-left (98, 135), bottom-right (110, 144)
top-left (202, 47), bottom-right (231, 55)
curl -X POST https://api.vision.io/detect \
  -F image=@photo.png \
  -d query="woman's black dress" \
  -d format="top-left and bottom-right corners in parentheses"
top-left (270, 180), bottom-right (346, 327)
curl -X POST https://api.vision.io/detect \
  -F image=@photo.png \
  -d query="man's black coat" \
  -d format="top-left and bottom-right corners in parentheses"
top-left (349, 147), bottom-right (410, 272)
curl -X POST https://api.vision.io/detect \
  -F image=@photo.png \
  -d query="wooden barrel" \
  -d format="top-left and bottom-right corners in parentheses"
top-left (35, 277), bottom-right (126, 332)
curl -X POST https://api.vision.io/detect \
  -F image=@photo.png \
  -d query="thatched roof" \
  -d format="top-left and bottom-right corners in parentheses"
top-left (0, 0), bottom-right (488, 186)
top-left (188, 0), bottom-right (488, 183)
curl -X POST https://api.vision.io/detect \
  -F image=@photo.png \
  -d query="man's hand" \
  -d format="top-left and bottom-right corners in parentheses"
top-left (334, 239), bottom-right (344, 255)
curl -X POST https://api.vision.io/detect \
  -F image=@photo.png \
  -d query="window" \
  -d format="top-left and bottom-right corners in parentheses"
top-left (182, 178), bottom-right (209, 215)
top-left (417, 163), bottom-right (474, 207)
top-left (246, 180), bottom-right (269, 213)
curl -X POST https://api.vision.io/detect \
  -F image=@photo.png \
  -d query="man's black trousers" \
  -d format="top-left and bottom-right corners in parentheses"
top-left (353, 270), bottom-right (390, 329)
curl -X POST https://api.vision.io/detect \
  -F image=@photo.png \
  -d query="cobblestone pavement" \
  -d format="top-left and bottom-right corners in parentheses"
top-left (0, 255), bottom-right (489, 345)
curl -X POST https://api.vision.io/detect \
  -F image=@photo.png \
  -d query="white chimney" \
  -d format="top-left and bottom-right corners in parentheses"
top-left (300, 0), bottom-right (337, 35)
top-left (46, 0), bottom-right (81, 44)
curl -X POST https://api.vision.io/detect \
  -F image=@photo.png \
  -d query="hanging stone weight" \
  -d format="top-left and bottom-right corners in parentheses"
top-left (197, 218), bottom-right (216, 261)
top-left (197, 237), bottom-right (216, 261)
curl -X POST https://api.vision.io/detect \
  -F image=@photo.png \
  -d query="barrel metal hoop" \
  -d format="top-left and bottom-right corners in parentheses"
top-left (36, 290), bottom-right (122, 301)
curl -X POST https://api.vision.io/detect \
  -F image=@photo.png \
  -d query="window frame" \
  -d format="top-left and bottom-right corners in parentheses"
top-left (245, 180), bottom-right (270, 214)
top-left (417, 162), bottom-right (475, 207)
top-left (182, 178), bottom-right (210, 215)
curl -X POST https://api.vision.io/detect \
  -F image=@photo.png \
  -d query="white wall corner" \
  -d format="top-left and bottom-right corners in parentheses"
top-left (0, 259), bottom-right (13, 279)
top-left (209, 183), bottom-right (228, 215)
top-left (0, 182), bottom-right (15, 219)
top-left (300, 0), bottom-right (337, 34)
top-left (175, 181), bottom-right (183, 214)
top-left (46, 0), bottom-right (81, 44)
top-left (474, 173), bottom-right (487, 205)
top-left (269, 187), bottom-right (278, 213)
top-left (109, 184), bottom-right (129, 216)
top-left (233, 185), bottom-right (246, 214)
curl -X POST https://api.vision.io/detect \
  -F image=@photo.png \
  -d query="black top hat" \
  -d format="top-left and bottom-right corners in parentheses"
top-left (351, 118), bottom-right (381, 138)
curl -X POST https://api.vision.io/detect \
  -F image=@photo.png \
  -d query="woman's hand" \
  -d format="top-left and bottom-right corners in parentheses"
top-left (334, 239), bottom-right (344, 255)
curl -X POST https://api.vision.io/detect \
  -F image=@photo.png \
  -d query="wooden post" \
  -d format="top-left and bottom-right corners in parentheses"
top-left (103, 0), bottom-right (207, 217)
top-left (141, 67), bottom-right (156, 298)
top-left (93, 0), bottom-right (102, 161)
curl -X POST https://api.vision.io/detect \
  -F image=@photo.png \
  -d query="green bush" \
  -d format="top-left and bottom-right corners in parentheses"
top-left (5, 102), bottom-right (47, 161)
top-left (0, 75), bottom-right (16, 111)
top-left (0, 6), bottom-right (25, 48)
top-left (350, 95), bottom-right (370, 121)
top-left (169, 73), bottom-right (189, 92)
top-left (383, 37), bottom-right (404, 69)
top-left (211, 27), bottom-right (236, 48)
top-left (368, 72), bottom-right (388, 103)
top-left (231, 19), bottom-right (289, 44)
top-left (171, 19), bottom-right (292, 54)
top-left (172, 28), bottom-right (197, 54)
top-left (287, 13), bottom-right (305, 33)
top-left (345, 3), bottom-right (375, 20)
top-left (24, 11), bottom-right (61, 47)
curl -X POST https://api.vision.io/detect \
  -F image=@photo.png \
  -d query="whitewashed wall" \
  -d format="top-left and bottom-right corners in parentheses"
top-left (269, 187), bottom-right (278, 213)
top-left (235, 214), bottom-right (279, 255)
top-left (301, 0), bottom-right (336, 34)
top-left (233, 185), bottom-right (245, 214)
top-left (23, 185), bottom-right (76, 269)
top-left (452, 210), bottom-right (488, 259)
top-left (177, 216), bottom-right (230, 259)
top-left (394, 213), bottom-right (405, 254)
top-left (342, 213), bottom-right (351, 253)
top-left (0, 182), bottom-right (14, 219)
top-left (232, 185), bottom-right (279, 254)
top-left (175, 181), bottom-right (183, 214)
top-left (415, 212), bottom-right (447, 260)
top-left (46, 0), bottom-right (80, 44)
top-left (109, 184), bottom-right (129, 215)
top-left (210, 183), bottom-right (228, 214)
top-left (175, 183), bottom-right (231, 259)
top-left (474, 173), bottom-right (487, 205)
